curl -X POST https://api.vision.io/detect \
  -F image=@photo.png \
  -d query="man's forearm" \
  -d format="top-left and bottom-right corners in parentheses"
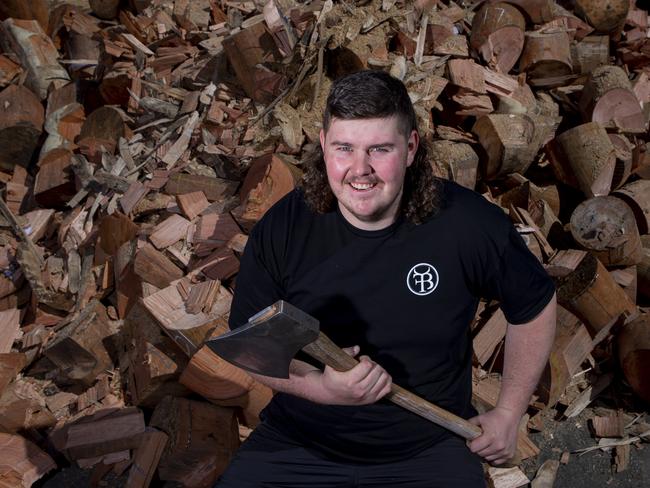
top-left (248, 350), bottom-right (393, 406)
top-left (497, 293), bottom-right (557, 416)
top-left (249, 359), bottom-right (327, 402)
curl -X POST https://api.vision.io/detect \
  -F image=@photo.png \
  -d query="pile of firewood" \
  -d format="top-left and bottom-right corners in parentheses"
top-left (0, 0), bottom-right (648, 486)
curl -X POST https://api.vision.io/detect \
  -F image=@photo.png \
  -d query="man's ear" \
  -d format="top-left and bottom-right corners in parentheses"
top-left (319, 129), bottom-right (326, 151)
top-left (406, 130), bottom-right (419, 167)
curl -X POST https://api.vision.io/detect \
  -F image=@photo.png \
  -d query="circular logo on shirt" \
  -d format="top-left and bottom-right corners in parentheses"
top-left (406, 263), bottom-right (439, 296)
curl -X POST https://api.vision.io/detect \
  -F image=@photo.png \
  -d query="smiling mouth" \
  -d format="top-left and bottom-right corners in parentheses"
top-left (349, 182), bottom-right (376, 191)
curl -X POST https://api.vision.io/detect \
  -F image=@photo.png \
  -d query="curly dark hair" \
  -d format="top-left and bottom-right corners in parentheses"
top-left (301, 70), bottom-right (441, 224)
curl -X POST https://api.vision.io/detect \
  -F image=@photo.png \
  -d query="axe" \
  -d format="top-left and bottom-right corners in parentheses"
top-left (207, 300), bottom-right (482, 441)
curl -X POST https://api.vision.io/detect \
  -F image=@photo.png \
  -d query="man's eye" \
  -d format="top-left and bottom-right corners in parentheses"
top-left (337, 146), bottom-right (352, 152)
top-left (369, 147), bottom-right (389, 153)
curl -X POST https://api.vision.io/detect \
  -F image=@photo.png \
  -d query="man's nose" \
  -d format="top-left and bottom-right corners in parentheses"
top-left (350, 151), bottom-right (372, 175)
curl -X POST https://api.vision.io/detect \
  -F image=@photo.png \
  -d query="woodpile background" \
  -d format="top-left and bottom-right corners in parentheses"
top-left (0, 0), bottom-right (649, 486)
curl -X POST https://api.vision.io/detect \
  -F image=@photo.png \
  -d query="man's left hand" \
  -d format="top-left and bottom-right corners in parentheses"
top-left (467, 406), bottom-right (521, 465)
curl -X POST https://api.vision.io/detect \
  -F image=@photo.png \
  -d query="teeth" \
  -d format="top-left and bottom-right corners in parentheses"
top-left (350, 182), bottom-right (375, 190)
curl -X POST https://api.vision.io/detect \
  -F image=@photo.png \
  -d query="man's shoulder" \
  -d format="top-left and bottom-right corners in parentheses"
top-left (435, 179), bottom-right (507, 224)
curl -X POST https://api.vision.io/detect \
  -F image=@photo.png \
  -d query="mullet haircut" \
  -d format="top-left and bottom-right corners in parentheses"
top-left (301, 70), bottom-right (440, 224)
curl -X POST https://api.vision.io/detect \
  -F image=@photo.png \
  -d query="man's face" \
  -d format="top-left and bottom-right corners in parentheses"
top-left (319, 116), bottom-right (418, 231)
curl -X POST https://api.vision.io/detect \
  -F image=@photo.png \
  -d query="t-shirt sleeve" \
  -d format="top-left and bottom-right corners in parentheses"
top-left (481, 225), bottom-right (556, 325)
top-left (228, 224), bottom-right (285, 330)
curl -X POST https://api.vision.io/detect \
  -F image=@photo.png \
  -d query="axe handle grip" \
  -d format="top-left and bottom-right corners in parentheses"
top-left (302, 331), bottom-right (483, 441)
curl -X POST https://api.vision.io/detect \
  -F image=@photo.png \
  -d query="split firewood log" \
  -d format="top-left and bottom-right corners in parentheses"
top-left (470, 2), bottom-right (525, 74)
top-left (551, 251), bottom-right (637, 341)
top-left (40, 83), bottom-right (85, 157)
top-left (613, 180), bottom-right (650, 235)
top-left (76, 106), bottom-right (126, 163)
top-left (0, 377), bottom-right (57, 433)
top-left (236, 153), bottom-right (302, 227)
top-left (579, 65), bottom-right (646, 133)
top-left (519, 31), bottom-right (572, 82)
top-left (570, 196), bottom-right (644, 266)
top-left (608, 133), bottom-right (634, 191)
top-left (571, 35), bottom-right (609, 74)
top-left (89, 0), bottom-right (121, 20)
top-left (574, 0), bottom-right (629, 34)
top-left (430, 141), bottom-right (479, 190)
top-left (610, 265), bottom-right (637, 305)
top-left (149, 396), bottom-right (240, 486)
top-left (125, 428), bottom-right (168, 488)
top-left (0, 19), bottom-right (70, 99)
top-left (222, 21), bottom-right (285, 104)
top-left (617, 313), bottom-right (650, 404)
top-left (43, 300), bottom-right (119, 386)
top-left (0, 432), bottom-right (56, 487)
top-left (537, 306), bottom-right (592, 407)
top-left (0, 84), bottom-right (44, 171)
top-left (34, 148), bottom-right (76, 208)
top-left (546, 3), bottom-right (594, 40)
top-left (0, 54), bottom-right (21, 87)
top-left (122, 302), bottom-right (190, 408)
top-left (179, 318), bottom-right (273, 428)
top-left (63, 407), bottom-right (146, 460)
top-left (0, 0), bottom-right (50, 33)
top-left (487, 0), bottom-right (554, 24)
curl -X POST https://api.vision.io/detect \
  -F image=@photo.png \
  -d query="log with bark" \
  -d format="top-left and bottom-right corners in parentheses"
top-left (519, 31), bottom-right (573, 84)
top-left (470, 2), bottom-right (525, 74)
top-left (0, 84), bottom-right (44, 171)
top-left (570, 196), bottom-right (644, 267)
top-left (546, 122), bottom-right (616, 198)
top-left (551, 251), bottom-right (638, 341)
top-left (579, 66), bottom-right (647, 133)
top-left (0, 18), bottom-right (70, 100)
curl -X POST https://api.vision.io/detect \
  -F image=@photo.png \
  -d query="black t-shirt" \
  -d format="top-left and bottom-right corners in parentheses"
top-left (229, 179), bottom-right (555, 463)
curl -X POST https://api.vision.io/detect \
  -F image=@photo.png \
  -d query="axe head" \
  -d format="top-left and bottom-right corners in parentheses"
top-left (206, 300), bottom-right (320, 378)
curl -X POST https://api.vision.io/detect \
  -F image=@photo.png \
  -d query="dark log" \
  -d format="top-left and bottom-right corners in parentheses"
top-left (149, 396), bottom-right (240, 487)
top-left (43, 300), bottom-right (117, 386)
top-left (64, 408), bottom-right (145, 460)
top-left (574, 0), bottom-right (629, 34)
top-left (570, 196), bottom-right (643, 266)
top-left (89, 0), bottom-right (121, 20)
top-left (0, 84), bottom-right (44, 171)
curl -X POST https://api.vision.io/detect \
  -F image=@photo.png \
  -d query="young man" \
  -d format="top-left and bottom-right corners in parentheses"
top-left (216, 70), bottom-right (556, 487)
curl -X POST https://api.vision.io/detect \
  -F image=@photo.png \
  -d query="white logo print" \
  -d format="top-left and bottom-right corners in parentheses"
top-left (406, 263), bottom-right (439, 296)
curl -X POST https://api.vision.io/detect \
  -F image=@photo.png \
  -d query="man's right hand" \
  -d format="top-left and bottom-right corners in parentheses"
top-left (316, 345), bottom-right (393, 405)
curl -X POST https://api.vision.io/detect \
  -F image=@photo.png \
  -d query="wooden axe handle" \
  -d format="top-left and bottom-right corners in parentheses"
top-left (302, 331), bottom-right (482, 441)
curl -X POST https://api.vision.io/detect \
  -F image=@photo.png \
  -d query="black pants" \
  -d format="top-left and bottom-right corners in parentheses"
top-left (215, 421), bottom-right (486, 487)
